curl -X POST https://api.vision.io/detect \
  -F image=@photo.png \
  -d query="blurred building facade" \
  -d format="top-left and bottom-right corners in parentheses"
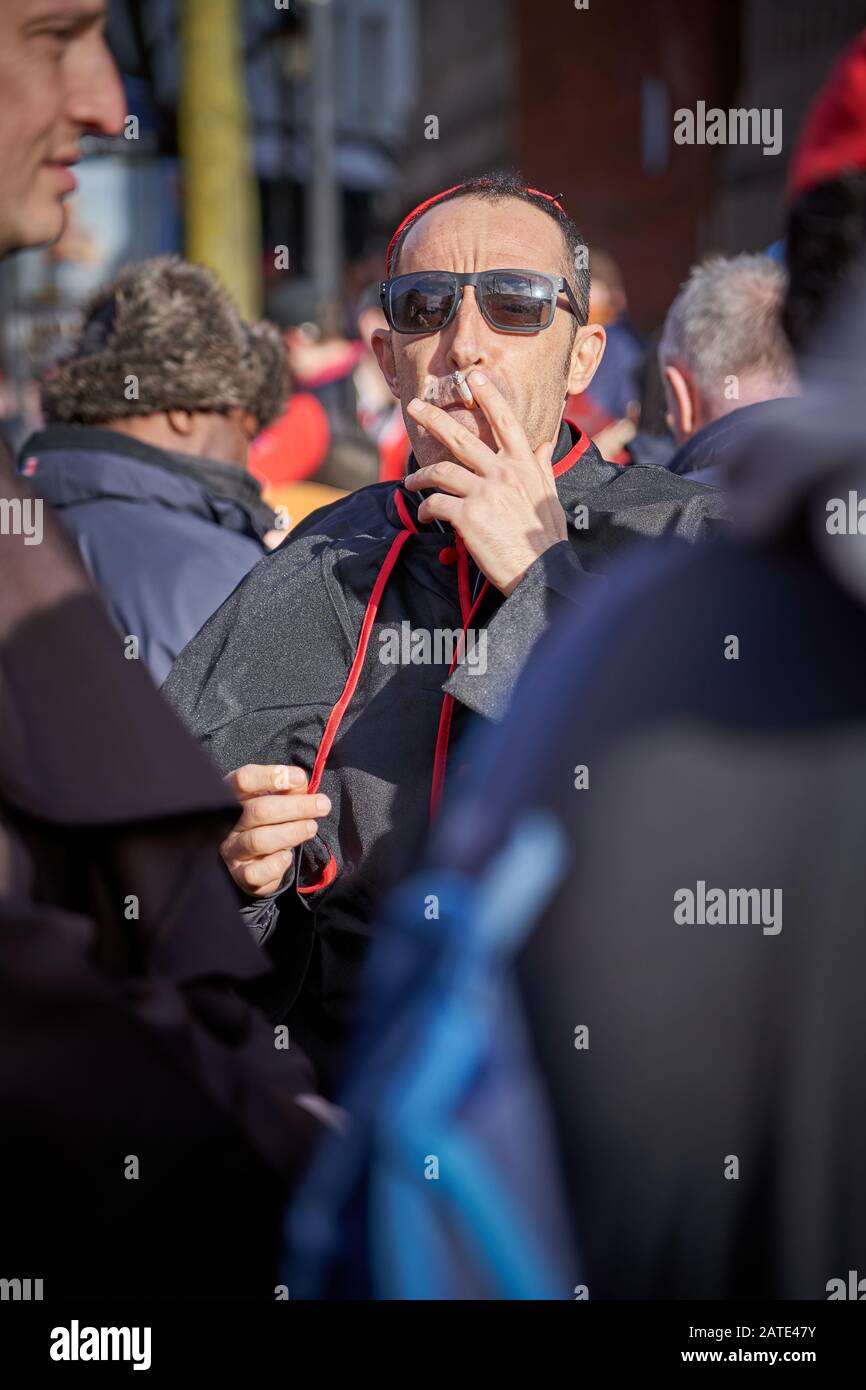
top-left (390, 0), bottom-right (866, 332)
top-left (705, 0), bottom-right (866, 256)
top-left (3, 0), bottom-right (865, 435)
top-left (378, 0), bottom-right (514, 223)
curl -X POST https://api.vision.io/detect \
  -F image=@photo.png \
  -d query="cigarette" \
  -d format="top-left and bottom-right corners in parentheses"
top-left (451, 370), bottom-right (476, 409)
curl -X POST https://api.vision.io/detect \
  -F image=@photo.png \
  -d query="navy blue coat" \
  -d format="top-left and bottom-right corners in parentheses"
top-left (21, 424), bottom-right (273, 685)
top-left (667, 399), bottom-right (785, 488)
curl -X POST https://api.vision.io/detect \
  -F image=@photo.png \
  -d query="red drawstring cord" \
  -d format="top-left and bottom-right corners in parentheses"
top-left (393, 487), bottom-right (419, 534)
top-left (300, 487), bottom-right (496, 890)
top-left (301, 433), bottom-right (592, 888)
top-left (298, 519), bottom-right (414, 893)
top-left (308, 524), bottom-right (414, 795)
top-left (430, 536), bottom-right (489, 819)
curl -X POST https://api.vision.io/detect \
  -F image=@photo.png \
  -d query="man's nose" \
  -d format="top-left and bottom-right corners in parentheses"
top-left (446, 287), bottom-right (489, 372)
top-left (66, 39), bottom-right (128, 140)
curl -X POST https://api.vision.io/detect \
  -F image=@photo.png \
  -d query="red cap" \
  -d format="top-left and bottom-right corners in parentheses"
top-left (385, 181), bottom-right (567, 277)
top-left (789, 29), bottom-right (866, 199)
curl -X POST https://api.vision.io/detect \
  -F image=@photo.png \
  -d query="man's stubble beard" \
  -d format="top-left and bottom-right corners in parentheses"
top-left (396, 345), bottom-right (571, 467)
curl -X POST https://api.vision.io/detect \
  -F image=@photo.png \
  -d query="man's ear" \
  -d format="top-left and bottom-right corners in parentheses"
top-left (236, 407), bottom-right (259, 441)
top-left (371, 327), bottom-right (400, 399)
top-left (166, 409), bottom-right (196, 438)
top-left (663, 363), bottom-right (695, 443)
top-left (567, 323), bottom-right (606, 397)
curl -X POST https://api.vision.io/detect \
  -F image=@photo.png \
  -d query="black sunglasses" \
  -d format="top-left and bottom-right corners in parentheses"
top-left (380, 268), bottom-right (583, 335)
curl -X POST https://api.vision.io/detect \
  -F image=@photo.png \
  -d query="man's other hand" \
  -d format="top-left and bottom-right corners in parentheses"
top-left (220, 764), bottom-right (330, 898)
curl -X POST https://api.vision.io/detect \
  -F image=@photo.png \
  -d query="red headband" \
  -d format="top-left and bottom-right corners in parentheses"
top-left (384, 182), bottom-right (567, 277)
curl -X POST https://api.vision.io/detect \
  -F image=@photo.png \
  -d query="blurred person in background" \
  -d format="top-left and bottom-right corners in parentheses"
top-left (563, 249), bottom-right (644, 462)
top-left (256, 278), bottom-right (380, 496)
top-left (23, 256), bottom-right (287, 685)
top-left (584, 248), bottom-right (644, 420)
top-left (660, 254), bottom-right (798, 487)
top-left (617, 327), bottom-right (678, 470)
top-left (165, 173), bottom-right (728, 1092)
top-left (249, 282), bottom-right (333, 499)
top-left (564, 247), bottom-right (644, 447)
top-left (575, 328), bottom-right (678, 469)
top-left (250, 281), bottom-right (411, 528)
top-left (249, 386), bottom-right (333, 493)
top-left (0, 0), bottom-right (327, 1300)
top-left (784, 32), bottom-right (866, 361)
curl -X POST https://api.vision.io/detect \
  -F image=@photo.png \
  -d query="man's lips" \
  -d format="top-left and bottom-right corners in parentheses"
top-left (429, 394), bottom-right (480, 413)
top-left (43, 157), bottom-right (79, 194)
top-left (423, 400), bottom-right (494, 436)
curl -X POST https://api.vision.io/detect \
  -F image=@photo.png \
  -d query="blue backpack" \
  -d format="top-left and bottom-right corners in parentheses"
top-left (285, 812), bottom-right (579, 1299)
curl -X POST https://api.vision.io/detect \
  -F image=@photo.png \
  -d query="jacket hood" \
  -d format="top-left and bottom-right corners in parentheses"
top-left (20, 424), bottom-right (274, 541)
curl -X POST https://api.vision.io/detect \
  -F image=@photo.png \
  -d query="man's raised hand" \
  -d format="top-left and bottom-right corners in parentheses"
top-left (404, 371), bottom-right (567, 596)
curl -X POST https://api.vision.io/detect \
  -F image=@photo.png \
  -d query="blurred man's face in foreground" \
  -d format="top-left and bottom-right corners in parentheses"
top-left (0, 1), bottom-right (125, 257)
top-left (373, 196), bottom-right (605, 468)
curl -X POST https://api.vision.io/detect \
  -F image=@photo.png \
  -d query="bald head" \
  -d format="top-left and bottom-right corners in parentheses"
top-left (389, 174), bottom-right (590, 321)
top-left (373, 190), bottom-right (606, 468)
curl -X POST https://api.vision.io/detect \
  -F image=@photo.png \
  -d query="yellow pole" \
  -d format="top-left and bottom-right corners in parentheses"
top-left (179, 0), bottom-right (261, 318)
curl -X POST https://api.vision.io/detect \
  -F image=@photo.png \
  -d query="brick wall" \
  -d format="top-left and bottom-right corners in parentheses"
top-left (517, 0), bottom-right (740, 330)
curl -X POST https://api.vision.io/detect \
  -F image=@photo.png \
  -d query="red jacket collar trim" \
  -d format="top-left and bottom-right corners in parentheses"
top-left (552, 428), bottom-right (592, 479)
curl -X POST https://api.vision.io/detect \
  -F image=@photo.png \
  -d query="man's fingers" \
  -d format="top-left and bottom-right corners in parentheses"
top-left (464, 371), bottom-right (526, 455)
top-left (233, 847), bottom-right (302, 894)
top-left (226, 763), bottom-right (308, 800)
top-left (237, 791), bottom-right (330, 829)
top-left (406, 398), bottom-right (495, 473)
top-left (416, 491), bottom-right (462, 528)
top-left (256, 875), bottom-right (292, 899)
top-left (533, 439), bottom-right (556, 471)
top-left (229, 816), bottom-right (323, 860)
top-left (404, 460), bottom-right (478, 497)
top-left (220, 767), bottom-right (329, 897)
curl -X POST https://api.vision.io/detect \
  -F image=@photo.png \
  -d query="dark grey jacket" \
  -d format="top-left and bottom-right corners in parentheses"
top-left (164, 422), bottom-right (729, 1087)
